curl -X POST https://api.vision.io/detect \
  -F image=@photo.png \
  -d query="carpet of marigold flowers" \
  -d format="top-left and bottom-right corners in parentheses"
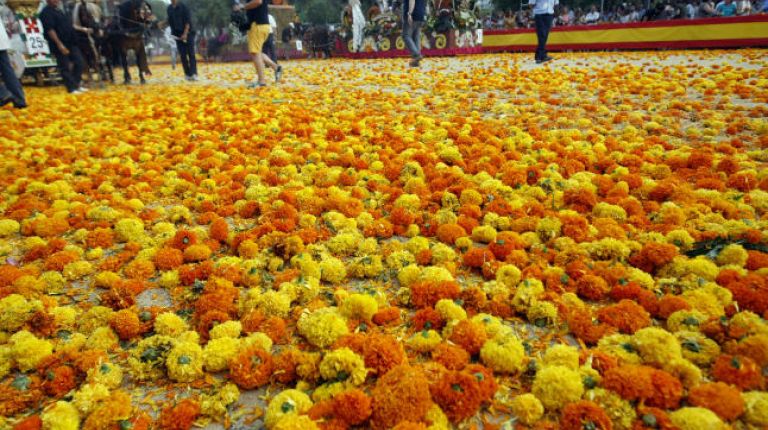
top-left (1, 50), bottom-right (768, 430)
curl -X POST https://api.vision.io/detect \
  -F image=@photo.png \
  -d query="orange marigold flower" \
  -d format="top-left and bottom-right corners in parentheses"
top-left (560, 400), bottom-right (613, 430)
top-left (209, 217), bottom-right (230, 243)
top-left (109, 309), bottom-right (142, 341)
top-left (462, 248), bottom-right (495, 269)
top-left (603, 365), bottom-right (655, 402)
top-left (154, 247), bottom-right (184, 270)
top-left (432, 343), bottom-right (470, 371)
top-left (566, 308), bottom-right (617, 345)
top-left (448, 320), bottom-right (487, 356)
top-left (370, 365), bottom-right (432, 430)
top-left (629, 243), bottom-right (678, 274)
top-left (655, 295), bottom-right (691, 319)
top-left (158, 398), bottom-right (201, 430)
top-left (85, 228), bottom-right (114, 249)
top-left (183, 244), bottom-right (212, 263)
top-left (576, 275), bottom-right (610, 301)
top-left (563, 188), bottom-right (598, 213)
top-left (711, 354), bottom-right (765, 390)
top-left (688, 382), bottom-right (745, 421)
top-left (436, 223), bottom-right (466, 245)
top-left (12, 415), bottom-right (42, 430)
top-left (596, 300), bottom-right (651, 334)
top-left (363, 333), bottom-right (407, 376)
top-left (430, 371), bottom-right (484, 423)
top-left (411, 308), bottom-right (445, 332)
top-left (632, 407), bottom-right (676, 430)
top-left (123, 259), bottom-right (155, 280)
top-left (647, 368), bottom-right (683, 409)
top-left (41, 365), bottom-right (78, 398)
top-left (229, 345), bottom-right (274, 390)
top-left (170, 230), bottom-right (198, 251)
top-left (745, 250), bottom-right (768, 270)
top-left (333, 389), bottom-right (373, 425)
top-left (372, 307), bottom-right (401, 326)
top-left (391, 422), bottom-right (428, 430)
top-left (410, 281), bottom-right (461, 308)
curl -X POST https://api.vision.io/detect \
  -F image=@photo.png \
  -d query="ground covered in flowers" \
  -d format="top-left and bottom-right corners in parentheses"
top-left (1, 50), bottom-right (768, 430)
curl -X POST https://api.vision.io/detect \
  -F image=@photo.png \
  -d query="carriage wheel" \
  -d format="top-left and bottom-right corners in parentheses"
top-left (379, 38), bottom-right (391, 51)
top-left (395, 36), bottom-right (405, 50)
top-left (435, 34), bottom-right (447, 49)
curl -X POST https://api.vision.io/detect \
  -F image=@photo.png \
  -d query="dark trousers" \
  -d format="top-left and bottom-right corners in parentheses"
top-left (534, 13), bottom-right (554, 60)
top-left (402, 19), bottom-right (424, 59)
top-left (262, 33), bottom-right (277, 64)
top-left (176, 33), bottom-right (197, 77)
top-left (0, 50), bottom-right (26, 104)
top-left (52, 44), bottom-right (84, 92)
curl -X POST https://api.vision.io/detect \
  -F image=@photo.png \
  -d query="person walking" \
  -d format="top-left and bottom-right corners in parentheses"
top-left (262, 13), bottom-right (278, 63)
top-left (40, 0), bottom-right (87, 94)
top-left (238, 0), bottom-right (282, 87)
top-left (532, 0), bottom-right (558, 64)
top-left (403, 0), bottom-right (426, 67)
top-left (0, 15), bottom-right (26, 108)
top-left (167, 0), bottom-right (197, 80)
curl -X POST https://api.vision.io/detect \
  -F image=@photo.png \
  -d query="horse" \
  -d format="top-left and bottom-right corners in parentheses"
top-left (303, 25), bottom-right (332, 59)
top-left (107, 0), bottom-right (155, 84)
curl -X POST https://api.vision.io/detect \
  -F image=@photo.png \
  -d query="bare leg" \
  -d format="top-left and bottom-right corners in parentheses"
top-left (261, 53), bottom-right (277, 70)
top-left (253, 52), bottom-right (266, 84)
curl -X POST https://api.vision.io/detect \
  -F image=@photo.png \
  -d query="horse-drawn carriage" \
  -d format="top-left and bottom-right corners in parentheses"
top-left (2, 0), bottom-right (56, 84)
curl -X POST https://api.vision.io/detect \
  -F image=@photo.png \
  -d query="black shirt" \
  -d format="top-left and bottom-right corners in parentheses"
top-left (247, 0), bottom-right (270, 25)
top-left (39, 5), bottom-right (76, 46)
top-left (167, 2), bottom-right (193, 37)
top-left (403, 0), bottom-right (426, 21)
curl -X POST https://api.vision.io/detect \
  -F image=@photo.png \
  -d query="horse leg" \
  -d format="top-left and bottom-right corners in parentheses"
top-left (136, 43), bottom-right (150, 84)
top-left (122, 48), bottom-right (131, 84)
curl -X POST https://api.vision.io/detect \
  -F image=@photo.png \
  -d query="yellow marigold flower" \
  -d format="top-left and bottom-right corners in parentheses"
top-left (397, 264), bottom-right (422, 287)
top-left (40, 271), bottom-right (66, 294)
top-left (327, 232), bottom-right (361, 256)
top-left (114, 218), bottom-right (146, 242)
top-left (425, 403), bottom-right (450, 430)
top-left (535, 217), bottom-right (562, 242)
top-left (54, 332), bottom-right (87, 354)
top-left (686, 256), bottom-right (720, 281)
top-left (357, 237), bottom-right (379, 255)
top-left (319, 257), bottom-right (347, 283)
top-left (715, 243), bottom-right (748, 267)
top-left (203, 337), bottom-right (241, 372)
top-left (431, 243), bottom-right (456, 264)
top-left (393, 193), bottom-right (421, 210)
top-left (256, 290), bottom-right (292, 318)
top-left (0, 345), bottom-right (12, 379)
top-left (527, 301), bottom-right (558, 327)
top-left (542, 344), bottom-right (580, 370)
top-left (509, 393), bottom-right (544, 425)
top-left (670, 407), bottom-right (726, 430)
top-left (666, 229), bottom-right (695, 250)
top-left (581, 238), bottom-right (632, 261)
top-left (663, 358), bottom-right (702, 389)
top-left (158, 270), bottom-right (180, 288)
top-left (471, 313), bottom-right (505, 339)
top-left (209, 320), bottom-right (242, 340)
top-left (676, 331), bottom-right (720, 366)
top-left (183, 244), bottom-right (212, 262)
top-left (435, 299), bottom-right (467, 322)
top-left (297, 308), bottom-right (349, 348)
top-left (347, 255), bottom-right (384, 278)
top-left (166, 341), bottom-right (204, 383)
top-left (480, 335), bottom-right (526, 373)
top-left (340, 293), bottom-right (379, 321)
top-left (592, 202), bottom-right (627, 221)
top-left (0, 294), bottom-right (39, 331)
top-left (586, 387), bottom-right (636, 430)
top-left (496, 264), bottom-right (522, 288)
top-left (0, 219), bottom-right (20, 236)
top-left (406, 329), bottom-right (442, 353)
top-left (93, 271), bottom-right (120, 289)
top-left (85, 327), bottom-right (119, 351)
top-left (743, 391), bottom-right (768, 426)
top-left (10, 330), bottom-right (53, 371)
top-left (62, 261), bottom-right (93, 280)
top-left (128, 335), bottom-right (176, 381)
top-left (682, 289), bottom-right (725, 317)
top-left (201, 383), bottom-right (240, 418)
top-left (386, 250), bottom-right (416, 271)
top-left (72, 383), bottom-right (110, 415)
top-left (405, 224), bottom-right (421, 238)
top-left (631, 327), bottom-right (682, 366)
top-left (265, 389), bottom-right (313, 429)
top-left (455, 236), bottom-right (473, 251)
top-left (85, 247), bottom-right (103, 260)
top-left (319, 347), bottom-right (368, 385)
top-left (511, 279), bottom-right (544, 314)
top-left (460, 189), bottom-right (483, 206)
top-left (154, 312), bottom-right (188, 337)
top-left (86, 361), bottom-right (123, 389)
top-left (42, 401), bottom-right (80, 430)
top-left (532, 365), bottom-right (584, 410)
top-left (472, 225), bottom-right (498, 244)
top-left (667, 310), bottom-right (708, 332)
top-left (596, 334), bottom-right (642, 365)
top-left (242, 332), bottom-right (273, 351)
top-left (421, 266), bottom-right (454, 282)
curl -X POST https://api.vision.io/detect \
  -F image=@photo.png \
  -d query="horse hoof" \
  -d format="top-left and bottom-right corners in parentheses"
top-left (140, 80), bottom-right (146, 85)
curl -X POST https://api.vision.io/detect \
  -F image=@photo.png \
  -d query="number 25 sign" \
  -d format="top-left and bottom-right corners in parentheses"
top-left (20, 17), bottom-right (51, 56)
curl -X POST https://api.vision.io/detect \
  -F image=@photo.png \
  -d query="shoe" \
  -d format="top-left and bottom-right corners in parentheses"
top-left (0, 94), bottom-right (12, 107)
top-left (191, 75), bottom-right (199, 81)
top-left (78, 87), bottom-right (89, 92)
top-left (13, 99), bottom-right (27, 109)
top-left (185, 76), bottom-right (192, 81)
top-left (247, 81), bottom-right (267, 88)
top-left (536, 56), bottom-right (554, 64)
top-left (70, 89), bottom-right (84, 94)
top-left (275, 66), bottom-right (283, 83)
top-left (409, 59), bottom-right (420, 67)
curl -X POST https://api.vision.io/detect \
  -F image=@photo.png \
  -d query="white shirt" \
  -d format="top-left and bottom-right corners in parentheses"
top-left (268, 14), bottom-right (276, 34)
top-left (0, 18), bottom-right (10, 51)
top-left (533, 0), bottom-right (559, 15)
top-left (585, 10), bottom-right (600, 22)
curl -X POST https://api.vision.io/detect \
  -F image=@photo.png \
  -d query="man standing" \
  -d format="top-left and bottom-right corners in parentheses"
top-left (532, 0), bottom-right (557, 64)
top-left (403, 0), bottom-right (426, 67)
top-left (716, 0), bottom-right (737, 14)
top-left (262, 13), bottom-right (278, 63)
top-left (0, 15), bottom-right (26, 108)
top-left (167, 0), bottom-right (197, 80)
top-left (40, 0), bottom-right (87, 93)
top-left (239, 0), bottom-right (282, 87)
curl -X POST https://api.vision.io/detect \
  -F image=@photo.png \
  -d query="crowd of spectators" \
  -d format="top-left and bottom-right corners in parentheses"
top-left (482, 0), bottom-right (766, 29)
